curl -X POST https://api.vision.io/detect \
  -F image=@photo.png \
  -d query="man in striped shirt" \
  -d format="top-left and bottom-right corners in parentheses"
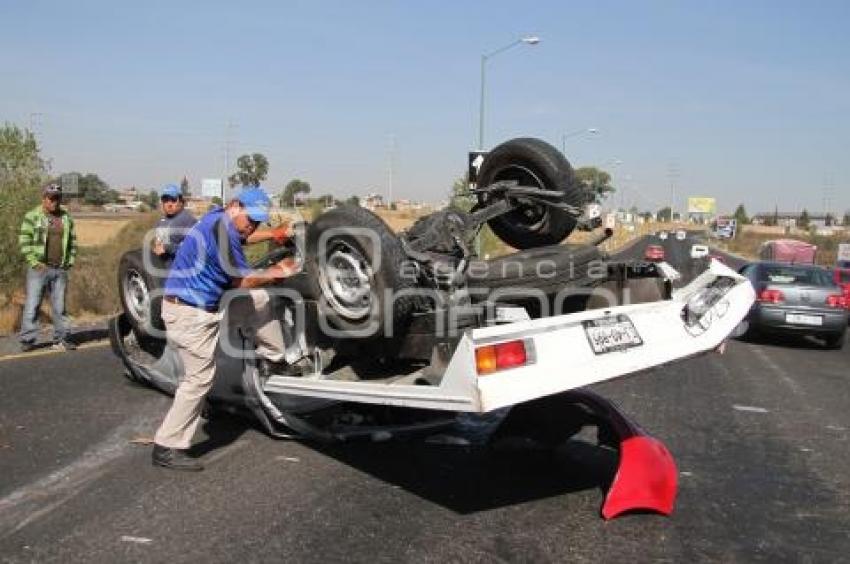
top-left (18, 183), bottom-right (78, 352)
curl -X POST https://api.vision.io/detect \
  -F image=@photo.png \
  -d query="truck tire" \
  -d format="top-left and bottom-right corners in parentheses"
top-left (304, 205), bottom-right (416, 340)
top-left (118, 249), bottom-right (167, 339)
top-left (476, 138), bottom-right (584, 250)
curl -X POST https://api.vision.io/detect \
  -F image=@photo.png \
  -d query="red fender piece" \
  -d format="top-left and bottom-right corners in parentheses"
top-left (601, 435), bottom-right (678, 520)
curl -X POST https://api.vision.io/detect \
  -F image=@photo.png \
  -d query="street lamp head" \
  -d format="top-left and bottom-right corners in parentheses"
top-left (588, 128), bottom-right (600, 134)
top-left (522, 36), bottom-right (541, 45)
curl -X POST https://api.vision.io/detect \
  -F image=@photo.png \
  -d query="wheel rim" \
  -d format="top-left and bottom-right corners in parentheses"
top-left (492, 164), bottom-right (549, 231)
top-left (123, 269), bottom-right (151, 326)
top-left (317, 240), bottom-right (374, 320)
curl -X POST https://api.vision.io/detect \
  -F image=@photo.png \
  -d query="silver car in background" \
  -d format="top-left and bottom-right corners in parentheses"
top-left (738, 262), bottom-right (848, 349)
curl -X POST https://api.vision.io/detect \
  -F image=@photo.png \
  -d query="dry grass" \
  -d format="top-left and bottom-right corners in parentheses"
top-left (0, 214), bottom-right (158, 336)
top-left (74, 218), bottom-right (132, 247)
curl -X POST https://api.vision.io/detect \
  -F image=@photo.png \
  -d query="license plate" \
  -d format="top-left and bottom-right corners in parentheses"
top-left (583, 315), bottom-right (643, 355)
top-left (785, 313), bottom-right (823, 326)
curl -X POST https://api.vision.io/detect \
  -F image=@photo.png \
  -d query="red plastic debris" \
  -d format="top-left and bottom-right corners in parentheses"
top-left (601, 435), bottom-right (678, 520)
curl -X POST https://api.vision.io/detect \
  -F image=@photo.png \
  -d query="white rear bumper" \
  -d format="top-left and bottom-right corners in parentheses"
top-left (263, 261), bottom-right (755, 413)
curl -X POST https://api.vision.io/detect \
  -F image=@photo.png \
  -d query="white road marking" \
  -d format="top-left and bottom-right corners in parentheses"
top-left (751, 346), bottom-right (804, 396)
top-left (120, 535), bottom-right (153, 544)
top-left (0, 413), bottom-right (159, 539)
top-left (732, 405), bottom-right (770, 413)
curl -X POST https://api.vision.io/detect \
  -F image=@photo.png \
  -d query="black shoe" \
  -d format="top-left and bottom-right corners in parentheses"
top-left (19, 341), bottom-right (36, 353)
top-left (152, 444), bottom-right (204, 472)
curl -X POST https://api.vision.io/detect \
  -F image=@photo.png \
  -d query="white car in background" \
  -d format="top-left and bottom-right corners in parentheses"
top-left (658, 231), bottom-right (669, 240)
top-left (691, 244), bottom-right (709, 259)
top-left (676, 230), bottom-right (687, 240)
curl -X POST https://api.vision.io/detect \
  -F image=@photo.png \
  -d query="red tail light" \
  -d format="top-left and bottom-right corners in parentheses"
top-left (758, 289), bottom-right (784, 304)
top-left (826, 294), bottom-right (848, 309)
top-left (475, 340), bottom-right (529, 375)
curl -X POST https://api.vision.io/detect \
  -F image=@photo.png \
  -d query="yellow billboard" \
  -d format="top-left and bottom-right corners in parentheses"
top-left (687, 197), bottom-right (717, 214)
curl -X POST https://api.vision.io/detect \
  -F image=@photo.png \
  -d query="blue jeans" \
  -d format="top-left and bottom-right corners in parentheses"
top-left (19, 266), bottom-right (70, 344)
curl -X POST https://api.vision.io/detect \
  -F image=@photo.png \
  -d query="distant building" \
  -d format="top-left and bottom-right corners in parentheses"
top-left (117, 187), bottom-right (141, 204)
top-left (751, 212), bottom-right (836, 229)
top-left (614, 210), bottom-right (634, 224)
top-left (363, 193), bottom-right (385, 210)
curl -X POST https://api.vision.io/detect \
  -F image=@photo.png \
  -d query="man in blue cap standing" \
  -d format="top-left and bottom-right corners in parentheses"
top-left (151, 187), bottom-right (298, 471)
top-left (152, 183), bottom-right (196, 260)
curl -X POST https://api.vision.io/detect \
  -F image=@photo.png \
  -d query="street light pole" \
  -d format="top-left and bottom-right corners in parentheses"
top-left (478, 36), bottom-right (540, 150)
top-left (561, 127), bottom-right (599, 154)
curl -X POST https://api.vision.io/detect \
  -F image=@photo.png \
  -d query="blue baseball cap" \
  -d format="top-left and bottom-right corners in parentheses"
top-left (161, 184), bottom-right (181, 199)
top-left (236, 187), bottom-right (271, 223)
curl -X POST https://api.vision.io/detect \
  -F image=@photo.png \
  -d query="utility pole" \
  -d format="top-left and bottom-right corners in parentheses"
top-left (28, 112), bottom-right (43, 141)
top-left (667, 162), bottom-right (680, 222)
top-left (222, 120), bottom-right (237, 201)
top-left (29, 113), bottom-right (48, 172)
top-left (822, 175), bottom-right (834, 224)
top-left (387, 134), bottom-right (396, 208)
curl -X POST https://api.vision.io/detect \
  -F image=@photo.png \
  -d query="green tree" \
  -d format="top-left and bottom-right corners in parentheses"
top-left (799, 209), bottom-right (810, 229)
top-left (824, 213), bottom-right (835, 227)
top-left (574, 166), bottom-right (615, 204)
top-left (69, 172), bottom-right (115, 206)
top-left (0, 124), bottom-right (45, 288)
top-left (281, 179), bottom-right (311, 207)
top-left (449, 175), bottom-right (474, 211)
top-left (733, 204), bottom-right (749, 225)
top-left (0, 124), bottom-right (45, 187)
top-left (180, 176), bottom-right (190, 198)
top-left (345, 195), bottom-right (360, 207)
top-left (843, 211), bottom-right (850, 226)
top-left (228, 153), bottom-right (269, 188)
top-left (210, 196), bottom-right (223, 207)
top-left (657, 206), bottom-right (672, 222)
top-left (144, 190), bottom-right (159, 209)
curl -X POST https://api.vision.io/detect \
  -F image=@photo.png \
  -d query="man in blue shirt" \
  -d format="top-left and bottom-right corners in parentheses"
top-left (152, 187), bottom-right (297, 471)
top-left (152, 183), bottom-right (197, 260)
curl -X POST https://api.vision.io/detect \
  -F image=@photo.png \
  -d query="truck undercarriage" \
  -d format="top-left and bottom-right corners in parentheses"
top-left (110, 137), bottom-right (755, 519)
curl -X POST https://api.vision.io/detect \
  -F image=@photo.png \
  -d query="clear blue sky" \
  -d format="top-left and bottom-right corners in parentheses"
top-left (2, 0), bottom-right (849, 215)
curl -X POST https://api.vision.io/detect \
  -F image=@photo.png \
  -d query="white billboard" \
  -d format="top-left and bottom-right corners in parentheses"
top-left (838, 243), bottom-right (850, 263)
top-left (201, 178), bottom-right (222, 198)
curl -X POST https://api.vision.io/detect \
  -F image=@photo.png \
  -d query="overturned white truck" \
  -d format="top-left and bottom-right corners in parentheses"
top-left (111, 138), bottom-right (754, 519)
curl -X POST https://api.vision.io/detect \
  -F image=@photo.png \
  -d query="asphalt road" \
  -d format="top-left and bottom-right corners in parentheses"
top-left (1, 232), bottom-right (848, 563)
